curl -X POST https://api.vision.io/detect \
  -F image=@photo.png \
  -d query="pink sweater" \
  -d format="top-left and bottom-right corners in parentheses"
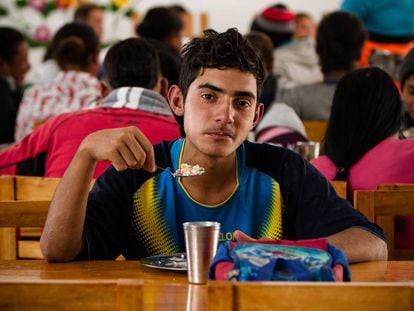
top-left (311, 137), bottom-right (414, 249)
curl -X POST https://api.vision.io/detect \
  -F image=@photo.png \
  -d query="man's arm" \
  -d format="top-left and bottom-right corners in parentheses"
top-left (40, 126), bottom-right (156, 262)
top-left (234, 228), bottom-right (388, 263)
top-left (327, 227), bottom-right (388, 263)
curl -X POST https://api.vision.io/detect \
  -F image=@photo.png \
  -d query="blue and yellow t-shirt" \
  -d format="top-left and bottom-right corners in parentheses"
top-left (81, 139), bottom-right (384, 260)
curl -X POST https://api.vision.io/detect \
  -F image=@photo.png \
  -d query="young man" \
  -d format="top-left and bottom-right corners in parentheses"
top-left (0, 38), bottom-right (180, 178)
top-left (41, 29), bottom-right (387, 263)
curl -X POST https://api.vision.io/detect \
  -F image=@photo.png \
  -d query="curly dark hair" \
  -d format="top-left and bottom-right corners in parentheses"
top-left (316, 11), bottom-right (366, 74)
top-left (179, 28), bottom-right (265, 100)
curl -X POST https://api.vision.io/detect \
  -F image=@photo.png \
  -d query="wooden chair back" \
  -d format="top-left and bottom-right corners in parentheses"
top-left (14, 176), bottom-right (61, 259)
top-left (330, 180), bottom-right (347, 200)
top-left (15, 175), bottom-right (61, 200)
top-left (208, 282), bottom-right (413, 310)
top-left (0, 279), bottom-right (142, 310)
top-left (378, 183), bottom-right (414, 191)
top-left (353, 189), bottom-right (414, 260)
top-left (303, 120), bottom-right (328, 143)
top-left (0, 176), bottom-right (16, 260)
top-left (0, 200), bottom-right (50, 259)
top-left (0, 176), bottom-right (96, 260)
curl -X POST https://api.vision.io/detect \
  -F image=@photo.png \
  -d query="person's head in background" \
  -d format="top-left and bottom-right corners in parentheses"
top-left (244, 31), bottom-right (274, 75)
top-left (293, 12), bottom-right (315, 39)
top-left (169, 28), bottom-right (265, 137)
top-left (324, 67), bottom-right (401, 175)
top-left (316, 11), bottom-right (366, 79)
top-left (103, 37), bottom-right (161, 94)
top-left (170, 4), bottom-right (187, 21)
top-left (136, 6), bottom-right (183, 55)
top-left (0, 27), bottom-right (31, 89)
top-left (244, 31), bottom-right (275, 111)
top-left (74, 3), bottom-right (104, 42)
top-left (146, 38), bottom-right (182, 96)
top-left (399, 48), bottom-right (414, 120)
top-left (52, 22), bottom-right (100, 78)
top-left (250, 3), bottom-right (294, 49)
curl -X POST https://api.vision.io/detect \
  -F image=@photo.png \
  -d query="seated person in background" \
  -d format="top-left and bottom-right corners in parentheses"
top-left (73, 3), bottom-right (104, 42)
top-left (40, 28), bottom-right (387, 263)
top-left (250, 3), bottom-right (294, 49)
top-left (341, 0), bottom-right (414, 68)
top-left (0, 27), bottom-right (31, 145)
top-left (311, 67), bottom-right (414, 249)
top-left (136, 6), bottom-right (183, 60)
top-left (399, 48), bottom-right (414, 138)
top-left (255, 103), bottom-right (307, 147)
top-left (29, 4), bottom-right (105, 86)
top-left (0, 38), bottom-right (180, 178)
top-left (244, 31), bottom-right (278, 114)
top-left (245, 31), bottom-right (307, 147)
top-left (274, 12), bottom-right (323, 87)
top-left (15, 22), bottom-right (102, 141)
top-left (277, 11), bottom-right (366, 120)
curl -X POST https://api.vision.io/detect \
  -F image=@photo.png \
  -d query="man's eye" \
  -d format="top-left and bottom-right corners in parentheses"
top-left (201, 94), bottom-right (214, 100)
top-left (236, 100), bottom-right (251, 108)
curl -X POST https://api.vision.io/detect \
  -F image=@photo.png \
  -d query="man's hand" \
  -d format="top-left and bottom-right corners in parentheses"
top-left (233, 230), bottom-right (273, 243)
top-left (78, 126), bottom-right (157, 172)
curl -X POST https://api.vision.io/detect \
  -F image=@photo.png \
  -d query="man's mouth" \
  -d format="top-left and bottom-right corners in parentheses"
top-left (205, 130), bottom-right (234, 139)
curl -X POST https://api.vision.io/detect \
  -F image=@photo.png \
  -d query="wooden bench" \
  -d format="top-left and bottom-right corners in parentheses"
top-left (0, 279), bottom-right (142, 310)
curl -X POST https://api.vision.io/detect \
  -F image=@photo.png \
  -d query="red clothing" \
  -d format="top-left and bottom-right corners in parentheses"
top-left (0, 108), bottom-right (180, 178)
top-left (311, 137), bottom-right (414, 249)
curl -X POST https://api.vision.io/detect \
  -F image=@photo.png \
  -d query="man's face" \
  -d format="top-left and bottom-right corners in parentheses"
top-left (179, 68), bottom-right (262, 158)
top-left (7, 41), bottom-right (31, 89)
top-left (402, 75), bottom-right (414, 119)
top-left (86, 9), bottom-right (104, 41)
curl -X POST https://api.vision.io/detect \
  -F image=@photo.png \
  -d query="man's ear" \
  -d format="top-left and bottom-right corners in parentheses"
top-left (167, 84), bottom-right (184, 116)
top-left (251, 102), bottom-right (264, 129)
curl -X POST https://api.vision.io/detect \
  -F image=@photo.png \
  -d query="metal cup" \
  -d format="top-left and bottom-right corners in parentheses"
top-left (292, 141), bottom-right (320, 161)
top-left (183, 221), bottom-right (220, 284)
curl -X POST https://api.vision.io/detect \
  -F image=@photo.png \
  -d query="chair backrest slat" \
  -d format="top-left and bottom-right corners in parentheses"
top-left (0, 200), bottom-right (50, 227)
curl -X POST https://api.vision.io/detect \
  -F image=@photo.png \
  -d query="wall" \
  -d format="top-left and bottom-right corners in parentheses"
top-left (137, 0), bottom-right (343, 34)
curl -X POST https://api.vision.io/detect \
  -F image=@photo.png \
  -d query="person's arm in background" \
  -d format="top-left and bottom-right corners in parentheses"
top-left (40, 126), bottom-right (156, 262)
top-left (0, 116), bottom-right (59, 175)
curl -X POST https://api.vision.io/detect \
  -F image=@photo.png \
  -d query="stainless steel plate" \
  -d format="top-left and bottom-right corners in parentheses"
top-left (140, 252), bottom-right (187, 271)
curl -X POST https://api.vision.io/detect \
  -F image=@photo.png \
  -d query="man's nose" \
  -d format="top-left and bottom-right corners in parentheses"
top-left (215, 100), bottom-right (235, 123)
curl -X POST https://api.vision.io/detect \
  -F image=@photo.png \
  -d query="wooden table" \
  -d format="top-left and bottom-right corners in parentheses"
top-left (0, 260), bottom-right (413, 310)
